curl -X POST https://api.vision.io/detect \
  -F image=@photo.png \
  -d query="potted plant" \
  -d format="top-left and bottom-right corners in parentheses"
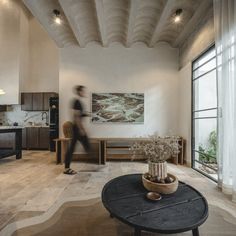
top-left (131, 135), bottom-right (180, 193)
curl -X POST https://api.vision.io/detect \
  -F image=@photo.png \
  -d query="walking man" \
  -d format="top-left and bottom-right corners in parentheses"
top-left (64, 85), bottom-right (91, 175)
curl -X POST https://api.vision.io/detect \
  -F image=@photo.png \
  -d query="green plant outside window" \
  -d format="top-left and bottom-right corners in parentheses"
top-left (198, 130), bottom-right (217, 164)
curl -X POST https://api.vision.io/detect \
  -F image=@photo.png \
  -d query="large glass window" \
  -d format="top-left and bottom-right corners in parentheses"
top-left (192, 46), bottom-right (218, 181)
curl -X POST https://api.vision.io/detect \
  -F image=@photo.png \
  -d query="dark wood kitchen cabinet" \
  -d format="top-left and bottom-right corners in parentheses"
top-left (0, 133), bottom-right (14, 148)
top-left (23, 127), bottom-right (49, 150)
top-left (22, 128), bottom-right (27, 149)
top-left (39, 127), bottom-right (49, 149)
top-left (32, 93), bottom-right (44, 111)
top-left (21, 93), bottom-right (42, 111)
top-left (27, 127), bottom-right (40, 149)
top-left (21, 93), bottom-right (33, 111)
top-left (0, 105), bottom-right (7, 112)
top-left (21, 92), bottom-right (58, 111)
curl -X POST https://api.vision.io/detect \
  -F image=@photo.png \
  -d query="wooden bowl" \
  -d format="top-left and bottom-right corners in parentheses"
top-left (146, 192), bottom-right (162, 201)
top-left (142, 173), bottom-right (178, 194)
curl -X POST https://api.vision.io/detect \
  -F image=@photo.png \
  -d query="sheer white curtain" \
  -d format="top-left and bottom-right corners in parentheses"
top-left (214, 0), bottom-right (236, 202)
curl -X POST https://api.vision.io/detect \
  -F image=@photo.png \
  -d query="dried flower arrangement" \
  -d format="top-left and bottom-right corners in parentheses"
top-left (130, 135), bottom-right (180, 163)
top-left (131, 135), bottom-right (180, 185)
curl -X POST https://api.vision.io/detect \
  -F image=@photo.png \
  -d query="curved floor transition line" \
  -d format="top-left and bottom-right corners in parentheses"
top-left (10, 202), bottom-right (236, 236)
top-left (0, 194), bottom-right (100, 236)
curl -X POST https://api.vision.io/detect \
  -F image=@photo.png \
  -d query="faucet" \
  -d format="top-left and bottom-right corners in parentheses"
top-left (42, 112), bottom-right (48, 125)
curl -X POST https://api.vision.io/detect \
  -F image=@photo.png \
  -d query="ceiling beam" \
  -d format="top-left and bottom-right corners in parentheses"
top-left (59, 0), bottom-right (86, 48)
top-left (149, 0), bottom-right (175, 47)
top-left (173, 0), bottom-right (212, 47)
top-left (94, 0), bottom-right (108, 47)
top-left (126, 0), bottom-right (140, 47)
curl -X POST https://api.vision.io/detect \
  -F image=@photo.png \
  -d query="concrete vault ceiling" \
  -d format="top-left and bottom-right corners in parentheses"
top-left (23, 0), bottom-right (213, 48)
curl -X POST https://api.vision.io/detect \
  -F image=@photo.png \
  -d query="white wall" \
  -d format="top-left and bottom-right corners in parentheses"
top-left (60, 43), bottom-right (179, 139)
top-left (21, 18), bottom-right (59, 93)
top-left (0, 0), bottom-right (21, 104)
top-left (178, 63), bottom-right (192, 165)
top-left (19, 5), bottom-right (30, 94)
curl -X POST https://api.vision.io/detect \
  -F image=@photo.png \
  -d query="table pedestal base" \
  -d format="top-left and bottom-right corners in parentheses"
top-left (133, 227), bottom-right (199, 236)
top-left (134, 228), bottom-right (141, 236)
top-left (192, 228), bottom-right (199, 236)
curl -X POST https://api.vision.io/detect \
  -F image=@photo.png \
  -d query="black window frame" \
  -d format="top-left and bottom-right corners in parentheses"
top-left (191, 44), bottom-right (218, 183)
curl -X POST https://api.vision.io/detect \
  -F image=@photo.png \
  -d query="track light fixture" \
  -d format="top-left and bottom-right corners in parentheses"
top-left (53, 9), bottom-right (61, 25)
top-left (174, 9), bottom-right (182, 23)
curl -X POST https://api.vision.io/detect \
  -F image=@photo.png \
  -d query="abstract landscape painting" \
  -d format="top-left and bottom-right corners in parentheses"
top-left (92, 93), bottom-right (144, 123)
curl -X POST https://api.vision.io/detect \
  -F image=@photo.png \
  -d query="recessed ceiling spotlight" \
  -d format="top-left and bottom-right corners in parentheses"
top-left (53, 9), bottom-right (61, 25)
top-left (174, 9), bottom-right (182, 23)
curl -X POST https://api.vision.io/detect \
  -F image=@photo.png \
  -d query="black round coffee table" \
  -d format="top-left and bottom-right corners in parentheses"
top-left (102, 174), bottom-right (208, 236)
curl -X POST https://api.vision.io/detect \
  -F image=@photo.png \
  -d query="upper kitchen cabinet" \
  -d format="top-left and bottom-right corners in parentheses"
top-left (0, 105), bottom-right (7, 112)
top-left (21, 92), bottom-right (58, 111)
top-left (21, 93), bottom-right (33, 111)
top-left (32, 93), bottom-right (43, 111)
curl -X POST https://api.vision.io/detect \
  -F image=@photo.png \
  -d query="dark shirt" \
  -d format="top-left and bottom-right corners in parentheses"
top-left (72, 99), bottom-right (87, 118)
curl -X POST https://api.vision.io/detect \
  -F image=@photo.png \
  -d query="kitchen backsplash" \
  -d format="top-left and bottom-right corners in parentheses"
top-left (0, 105), bottom-right (48, 126)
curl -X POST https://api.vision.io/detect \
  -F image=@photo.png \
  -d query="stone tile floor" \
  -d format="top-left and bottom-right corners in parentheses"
top-left (0, 151), bottom-right (236, 235)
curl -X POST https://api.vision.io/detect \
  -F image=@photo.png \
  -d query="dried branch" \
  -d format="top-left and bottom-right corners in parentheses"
top-left (130, 135), bottom-right (180, 163)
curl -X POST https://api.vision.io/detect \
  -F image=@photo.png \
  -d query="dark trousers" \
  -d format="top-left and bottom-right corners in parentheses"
top-left (65, 125), bottom-right (91, 169)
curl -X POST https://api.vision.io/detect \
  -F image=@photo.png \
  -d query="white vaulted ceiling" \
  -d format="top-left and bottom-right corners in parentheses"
top-left (23, 0), bottom-right (213, 48)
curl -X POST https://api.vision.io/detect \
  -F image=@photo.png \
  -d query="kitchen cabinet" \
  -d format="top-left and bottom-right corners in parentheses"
top-left (23, 127), bottom-right (49, 150)
top-left (33, 93), bottom-right (44, 111)
top-left (21, 93), bottom-right (33, 111)
top-left (22, 128), bottom-right (27, 149)
top-left (21, 93), bottom-right (39, 111)
top-left (27, 127), bottom-right (40, 149)
top-left (39, 127), bottom-right (49, 149)
top-left (21, 92), bottom-right (58, 111)
top-left (0, 127), bottom-right (49, 150)
top-left (0, 106), bottom-right (7, 112)
top-left (0, 133), bottom-right (14, 148)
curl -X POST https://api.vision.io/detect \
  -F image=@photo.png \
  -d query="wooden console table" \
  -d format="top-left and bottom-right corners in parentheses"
top-left (99, 137), bottom-right (185, 165)
top-left (55, 137), bottom-right (185, 166)
top-left (55, 138), bottom-right (105, 165)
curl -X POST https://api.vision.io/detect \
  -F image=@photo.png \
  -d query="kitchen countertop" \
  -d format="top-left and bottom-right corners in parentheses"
top-left (24, 125), bottom-right (49, 128)
top-left (0, 126), bottom-right (24, 130)
top-left (0, 125), bottom-right (49, 129)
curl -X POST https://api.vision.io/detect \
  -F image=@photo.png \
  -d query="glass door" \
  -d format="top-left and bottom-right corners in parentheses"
top-left (192, 46), bottom-right (218, 181)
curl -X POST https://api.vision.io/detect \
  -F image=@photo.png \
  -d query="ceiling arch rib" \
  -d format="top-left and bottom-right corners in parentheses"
top-left (59, 0), bottom-right (100, 48)
top-left (131, 0), bottom-right (166, 46)
top-left (103, 0), bottom-right (129, 46)
top-left (94, 0), bottom-right (108, 47)
top-left (149, 0), bottom-right (176, 47)
top-left (126, 0), bottom-right (140, 47)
